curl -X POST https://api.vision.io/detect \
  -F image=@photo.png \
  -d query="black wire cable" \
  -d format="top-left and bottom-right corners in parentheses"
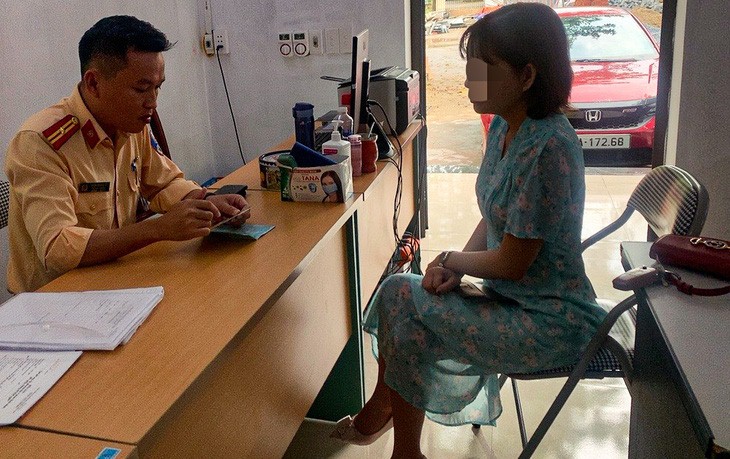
top-left (392, 109), bottom-right (427, 275)
top-left (215, 43), bottom-right (246, 165)
top-left (366, 100), bottom-right (403, 252)
top-left (366, 100), bottom-right (433, 276)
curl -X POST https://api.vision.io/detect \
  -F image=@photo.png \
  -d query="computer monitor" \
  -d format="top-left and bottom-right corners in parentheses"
top-left (349, 29), bottom-right (394, 159)
top-left (350, 29), bottom-right (369, 133)
top-left (358, 59), bottom-right (372, 131)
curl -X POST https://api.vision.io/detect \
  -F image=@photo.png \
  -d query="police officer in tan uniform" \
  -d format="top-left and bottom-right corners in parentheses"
top-left (4, 16), bottom-right (249, 293)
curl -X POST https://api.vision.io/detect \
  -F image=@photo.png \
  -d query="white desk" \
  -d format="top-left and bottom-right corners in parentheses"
top-left (622, 241), bottom-right (729, 457)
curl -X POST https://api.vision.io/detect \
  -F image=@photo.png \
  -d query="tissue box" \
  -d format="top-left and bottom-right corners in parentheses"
top-left (277, 154), bottom-right (353, 203)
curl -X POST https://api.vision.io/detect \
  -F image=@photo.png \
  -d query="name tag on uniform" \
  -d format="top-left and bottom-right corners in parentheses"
top-left (78, 182), bottom-right (110, 193)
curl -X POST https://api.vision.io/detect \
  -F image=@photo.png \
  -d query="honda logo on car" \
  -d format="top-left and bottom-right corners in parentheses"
top-left (585, 110), bottom-right (602, 122)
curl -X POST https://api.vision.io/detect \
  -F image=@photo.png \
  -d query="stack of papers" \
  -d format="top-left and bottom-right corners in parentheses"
top-left (0, 287), bottom-right (164, 351)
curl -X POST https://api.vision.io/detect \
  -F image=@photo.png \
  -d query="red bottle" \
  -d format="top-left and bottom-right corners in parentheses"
top-left (361, 135), bottom-right (378, 173)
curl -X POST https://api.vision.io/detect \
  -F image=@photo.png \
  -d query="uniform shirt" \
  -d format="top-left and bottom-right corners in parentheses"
top-left (4, 85), bottom-right (200, 293)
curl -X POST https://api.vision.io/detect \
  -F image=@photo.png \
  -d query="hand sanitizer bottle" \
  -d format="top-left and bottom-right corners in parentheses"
top-left (334, 106), bottom-right (354, 138)
top-left (321, 120), bottom-right (351, 157)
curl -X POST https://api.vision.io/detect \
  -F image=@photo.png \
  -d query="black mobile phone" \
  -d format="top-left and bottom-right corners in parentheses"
top-left (214, 184), bottom-right (247, 197)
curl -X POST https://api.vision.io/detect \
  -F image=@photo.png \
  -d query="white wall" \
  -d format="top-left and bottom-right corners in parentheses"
top-left (205, 0), bottom-right (409, 176)
top-left (670, 0), bottom-right (730, 239)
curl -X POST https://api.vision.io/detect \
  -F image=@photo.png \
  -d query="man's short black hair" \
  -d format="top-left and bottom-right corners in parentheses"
top-left (78, 15), bottom-right (174, 77)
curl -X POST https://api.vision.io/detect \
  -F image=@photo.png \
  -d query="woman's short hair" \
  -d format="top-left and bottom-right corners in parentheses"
top-left (79, 15), bottom-right (174, 77)
top-left (459, 3), bottom-right (572, 119)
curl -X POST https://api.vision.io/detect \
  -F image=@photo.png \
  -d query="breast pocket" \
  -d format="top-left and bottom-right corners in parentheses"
top-left (75, 193), bottom-right (113, 227)
top-left (127, 165), bottom-right (141, 193)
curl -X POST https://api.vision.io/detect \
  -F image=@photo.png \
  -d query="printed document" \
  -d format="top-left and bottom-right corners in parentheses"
top-left (0, 287), bottom-right (164, 351)
top-left (0, 350), bottom-right (81, 425)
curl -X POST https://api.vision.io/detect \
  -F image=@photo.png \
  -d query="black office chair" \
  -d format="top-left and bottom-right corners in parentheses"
top-left (477, 165), bottom-right (710, 458)
top-left (0, 180), bottom-right (9, 230)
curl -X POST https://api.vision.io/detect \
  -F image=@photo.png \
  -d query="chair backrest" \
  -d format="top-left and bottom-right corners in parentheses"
top-left (628, 165), bottom-right (709, 237)
top-left (136, 110), bottom-right (169, 222)
top-left (150, 109), bottom-right (171, 159)
top-left (0, 180), bottom-right (9, 230)
top-left (582, 165), bottom-right (709, 251)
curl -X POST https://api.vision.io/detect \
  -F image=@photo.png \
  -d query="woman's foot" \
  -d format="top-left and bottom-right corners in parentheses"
top-left (352, 398), bottom-right (392, 435)
top-left (329, 414), bottom-right (393, 446)
top-left (330, 391), bottom-right (392, 445)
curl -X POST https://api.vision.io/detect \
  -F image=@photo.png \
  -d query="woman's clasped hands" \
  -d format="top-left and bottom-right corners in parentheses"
top-left (422, 255), bottom-right (462, 295)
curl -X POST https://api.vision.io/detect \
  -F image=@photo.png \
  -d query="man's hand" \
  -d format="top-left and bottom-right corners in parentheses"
top-left (80, 194), bottom-right (220, 267)
top-left (80, 188), bottom-right (251, 268)
top-left (205, 193), bottom-right (250, 227)
top-left (154, 198), bottom-right (221, 240)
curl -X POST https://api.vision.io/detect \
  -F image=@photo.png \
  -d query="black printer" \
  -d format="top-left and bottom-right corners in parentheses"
top-left (338, 66), bottom-right (420, 135)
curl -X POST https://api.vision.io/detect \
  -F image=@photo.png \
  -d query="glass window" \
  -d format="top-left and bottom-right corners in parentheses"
top-left (563, 15), bottom-right (659, 62)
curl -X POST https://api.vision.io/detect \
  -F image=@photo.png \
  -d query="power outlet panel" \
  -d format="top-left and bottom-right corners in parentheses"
top-left (203, 33), bottom-right (215, 56)
top-left (214, 29), bottom-right (229, 54)
top-left (292, 31), bottom-right (309, 56)
top-left (325, 28), bottom-right (340, 54)
top-left (339, 27), bottom-right (352, 54)
top-left (309, 29), bottom-right (323, 55)
top-left (278, 32), bottom-right (293, 57)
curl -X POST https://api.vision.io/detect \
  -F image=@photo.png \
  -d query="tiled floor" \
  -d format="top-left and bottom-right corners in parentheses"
top-left (285, 170), bottom-right (646, 458)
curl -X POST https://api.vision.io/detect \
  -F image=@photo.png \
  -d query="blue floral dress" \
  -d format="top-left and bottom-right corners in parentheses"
top-left (362, 114), bottom-right (606, 426)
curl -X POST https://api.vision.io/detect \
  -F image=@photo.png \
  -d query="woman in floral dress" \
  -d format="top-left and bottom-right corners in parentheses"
top-left (331, 4), bottom-right (606, 458)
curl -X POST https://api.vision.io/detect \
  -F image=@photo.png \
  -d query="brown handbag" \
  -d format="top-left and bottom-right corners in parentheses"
top-left (650, 235), bottom-right (730, 281)
top-left (614, 236), bottom-right (730, 296)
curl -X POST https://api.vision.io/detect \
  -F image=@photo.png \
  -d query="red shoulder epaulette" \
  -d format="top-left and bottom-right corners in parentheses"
top-left (42, 114), bottom-right (80, 150)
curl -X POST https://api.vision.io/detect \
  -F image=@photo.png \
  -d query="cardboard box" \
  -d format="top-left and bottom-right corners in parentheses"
top-left (277, 154), bottom-right (353, 203)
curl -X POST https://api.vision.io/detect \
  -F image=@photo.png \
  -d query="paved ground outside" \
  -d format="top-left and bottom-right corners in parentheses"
top-left (425, 29), bottom-right (484, 172)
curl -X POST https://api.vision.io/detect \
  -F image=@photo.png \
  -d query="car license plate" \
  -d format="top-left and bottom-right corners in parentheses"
top-left (578, 134), bottom-right (630, 149)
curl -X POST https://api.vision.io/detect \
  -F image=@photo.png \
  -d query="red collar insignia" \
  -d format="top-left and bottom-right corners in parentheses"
top-left (81, 119), bottom-right (101, 149)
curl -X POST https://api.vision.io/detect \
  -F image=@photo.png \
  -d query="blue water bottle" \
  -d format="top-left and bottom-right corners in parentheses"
top-left (293, 102), bottom-right (315, 149)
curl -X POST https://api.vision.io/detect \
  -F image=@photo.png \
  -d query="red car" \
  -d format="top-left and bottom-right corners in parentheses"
top-left (481, 7), bottom-right (659, 166)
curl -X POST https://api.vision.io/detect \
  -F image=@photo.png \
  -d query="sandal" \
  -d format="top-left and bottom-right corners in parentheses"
top-left (329, 414), bottom-right (393, 446)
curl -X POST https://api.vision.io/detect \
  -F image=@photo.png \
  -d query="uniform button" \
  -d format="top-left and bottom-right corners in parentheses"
top-left (90, 204), bottom-right (96, 210)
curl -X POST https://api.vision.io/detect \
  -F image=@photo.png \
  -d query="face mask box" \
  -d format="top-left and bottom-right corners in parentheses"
top-left (276, 154), bottom-right (353, 203)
